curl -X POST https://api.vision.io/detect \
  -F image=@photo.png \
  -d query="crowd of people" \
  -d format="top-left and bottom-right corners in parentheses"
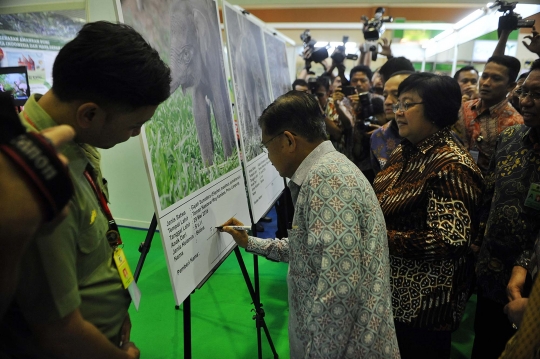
top-left (222, 25), bottom-right (540, 359)
top-left (2, 15), bottom-right (540, 359)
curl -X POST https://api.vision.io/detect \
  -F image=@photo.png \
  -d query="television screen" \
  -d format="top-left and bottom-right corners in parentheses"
top-left (0, 66), bottom-right (31, 106)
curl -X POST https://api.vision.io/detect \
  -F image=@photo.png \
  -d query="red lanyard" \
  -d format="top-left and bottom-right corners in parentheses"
top-left (84, 169), bottom-right (122, 248)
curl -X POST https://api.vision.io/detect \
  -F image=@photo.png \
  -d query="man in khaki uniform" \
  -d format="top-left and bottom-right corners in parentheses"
top-left (0, 21), bottom-right (170, 359)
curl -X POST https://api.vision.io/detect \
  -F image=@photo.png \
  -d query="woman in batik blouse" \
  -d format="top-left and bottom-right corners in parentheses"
top-left (373, 72), bottom-right (483, 359)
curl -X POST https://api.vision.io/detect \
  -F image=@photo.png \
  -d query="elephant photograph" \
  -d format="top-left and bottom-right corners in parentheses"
top-left (264, 32), bottom-right (291, 101)
top-left (120, 0), bottom-right (240, 210)
top-left (169, 0), bottom-right (236, 167)
top-left (223, 4), bottom-right (272, 162)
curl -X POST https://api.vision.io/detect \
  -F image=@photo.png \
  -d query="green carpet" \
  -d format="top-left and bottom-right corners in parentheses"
top-left (121, 212), bottom-right (476, 358)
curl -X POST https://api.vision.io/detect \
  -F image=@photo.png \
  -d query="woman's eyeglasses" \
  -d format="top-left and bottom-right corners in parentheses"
top-left (392, 102), bottom-right (424, 113)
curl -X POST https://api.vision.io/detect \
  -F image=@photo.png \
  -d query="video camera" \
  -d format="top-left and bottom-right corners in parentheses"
top-left (357, 92), bottom-right (375, 126)
top-left (494, 1), bottom-right (535, 37)
top-left (307, 77), bottom-right (319, 94)
top-left (362, 8), bottom-right (393, 42)
top-left (361, 8), bottom-right (393, 61)
top-left (330, 36), bottom-right (359, 64)
top-left (300, 30), bottom-right (329, 71)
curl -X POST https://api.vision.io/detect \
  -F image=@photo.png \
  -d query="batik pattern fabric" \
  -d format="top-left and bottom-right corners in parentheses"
top-left (373, 127), bottom-right (483, 331)
top-left (476, 125), bottom-right (540, 305)
top-left (247, 141), bottom-right (400, 359)
top-left (499, 275), bottom-right (540, 359)
top-left (369, 120), bottom-right (401, 176)
top-left (454, 98), bottom-right (523, 174)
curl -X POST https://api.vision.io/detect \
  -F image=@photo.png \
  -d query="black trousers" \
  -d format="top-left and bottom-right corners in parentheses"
top-left (394, 321), bottom-right (451, 359)
top-left (471, 295), bottom-right (516, 359)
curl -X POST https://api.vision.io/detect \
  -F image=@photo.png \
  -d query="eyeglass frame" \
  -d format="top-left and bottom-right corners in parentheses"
top-left (392, 101), bottom-right (424, 113)
top-left (259, 131), bottom-right (298, 153)
top-left (259, 131), bottom-right (285, 152)
top-left (515, 88), bottom-right (540, 101)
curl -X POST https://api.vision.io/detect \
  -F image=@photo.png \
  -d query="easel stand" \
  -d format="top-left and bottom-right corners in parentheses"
top-left (133, 213), bottom-right (278, 359)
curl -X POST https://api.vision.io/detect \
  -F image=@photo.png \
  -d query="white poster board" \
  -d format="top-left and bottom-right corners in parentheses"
top-left (263, 30), bottom-right (291, 101)
top-left (118, 0), bottom-right (250, 305)
top-left (223, 2), bottom-right (284, 222)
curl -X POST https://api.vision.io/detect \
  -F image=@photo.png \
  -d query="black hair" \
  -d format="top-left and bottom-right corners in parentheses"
top-left (349, 65), bottom-right (373, 83)
top-left (387, 70), bottom-right (414, 80)
top-left (379, 57), bottom-right (415, 83)
top-left (453, 65), bottom-right (479, 80)
top-left (398, 72), bottom-right (461, 128)
top-left (258, 90), bottom-right (327, 143)
top-left (531, 59), bottom-right (540, 72)
top-left (316, 76), bottom-right (331, 92)
top-left (486, 55), bottom-right (521, 83)
top-left (292, 79), bottom-right (308, 89)
top-left (52, 21), bottom-right (171, 110)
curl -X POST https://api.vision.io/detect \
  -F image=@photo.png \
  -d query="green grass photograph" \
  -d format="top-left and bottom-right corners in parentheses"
top-left (144, 89), bottom-right (240, 210)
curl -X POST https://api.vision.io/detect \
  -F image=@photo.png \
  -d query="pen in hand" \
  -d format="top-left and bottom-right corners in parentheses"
top-left (216, 225), bottom-right (251, 231)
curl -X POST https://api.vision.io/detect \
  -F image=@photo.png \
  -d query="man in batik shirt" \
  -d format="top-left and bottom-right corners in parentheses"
top-left (370, 71), bottom-right (412, 175)
top-left (454, 55), bottom-right (523, 175)
top-left (220, 91), bottom-right (400, 359)
top-left (472, 59), bottom-right (540, 359)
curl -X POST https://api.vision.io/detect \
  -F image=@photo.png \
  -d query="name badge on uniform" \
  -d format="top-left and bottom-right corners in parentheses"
top-left (470, 150), bottom-right (479, 163)
top-left (113, 248), bottom-right (141, 310)
top-left (525, 183), bottom-right (540, 210)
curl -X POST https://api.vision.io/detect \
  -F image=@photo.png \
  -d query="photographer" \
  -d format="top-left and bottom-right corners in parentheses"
top-left (337, 65), bottom-right (384, 182)
top-left (0, 92), bottom-right (75, 321)
top-left (297, 30), bottom-right (332, 80)
top-left (326, 39), bottom-right (355, 90)
top-left (312, 76), bottom-right (354, 159)
top-left (358, 37), bottom-right (394, 68)
top-left (358, 7), bottom-right (394, 67)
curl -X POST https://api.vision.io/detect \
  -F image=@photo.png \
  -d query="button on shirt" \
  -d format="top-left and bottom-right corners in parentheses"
top-left (454, 98), bottom-right (523, 175)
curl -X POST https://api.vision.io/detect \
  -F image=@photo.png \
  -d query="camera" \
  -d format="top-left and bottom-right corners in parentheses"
top-left (357, 92), bottom-right (374, 126)
top-left (361, 8), bottom-right (393, 61)
top-left (300, 30), bottom-right (329, 70)
top-left (307, 77), bottom-right (319, 94)
top-left (0, 92), bottom-right (74, 221)
top-left (331, 36), bottom-right (359, 64)
top-left (341, 86), bottom-right (356, 97)
top-left (362, 8), bottom-right (393, 42)
top-left (494, 1), bottom-right (535, 36)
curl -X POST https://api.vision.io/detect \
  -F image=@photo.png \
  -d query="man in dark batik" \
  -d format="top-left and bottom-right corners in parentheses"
top-left (473, 59), bottom-right (540, 359)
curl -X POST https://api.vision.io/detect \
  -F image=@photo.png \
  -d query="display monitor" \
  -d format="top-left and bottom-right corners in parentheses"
top-left (0, 66), bottom-right (31, 106)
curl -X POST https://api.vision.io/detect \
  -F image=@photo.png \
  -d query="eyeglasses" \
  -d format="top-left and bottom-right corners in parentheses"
top-left (259, 132), bottom-right (285, 152)
top-left (515, 88), bottom-right (540, 101)
top-left (392, 101), bottom-right (424, 113)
